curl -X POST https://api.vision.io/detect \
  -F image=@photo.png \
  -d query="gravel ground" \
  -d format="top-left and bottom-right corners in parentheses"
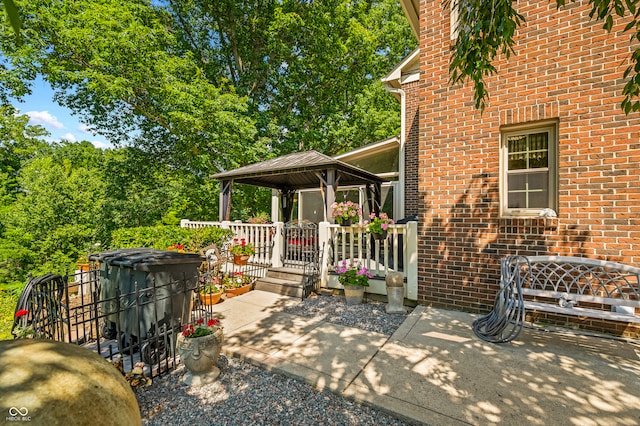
top-left (135, 293), bottom-right (414, 425)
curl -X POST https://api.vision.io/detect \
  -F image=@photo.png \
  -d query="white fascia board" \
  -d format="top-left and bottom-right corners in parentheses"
top-left (334, 136), bottom-right (400, 161)
top-left (381, 48), bottom-right (420, 88)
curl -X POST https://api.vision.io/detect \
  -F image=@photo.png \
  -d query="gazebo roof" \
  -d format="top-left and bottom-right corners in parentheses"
top-left (211, 150), bottom-right (386, 190)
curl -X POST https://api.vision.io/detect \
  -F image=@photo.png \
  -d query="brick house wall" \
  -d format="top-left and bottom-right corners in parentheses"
top-left (404, 79), bottom-right (420, 217)
top-left (407, 0), bottom-right (640, 337)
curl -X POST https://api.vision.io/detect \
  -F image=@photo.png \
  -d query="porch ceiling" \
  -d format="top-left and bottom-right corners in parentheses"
top-left (210, 150), bottom-right (386, 190)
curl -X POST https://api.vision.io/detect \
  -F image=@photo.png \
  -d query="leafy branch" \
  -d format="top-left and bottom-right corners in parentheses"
top-left (448, 0), bottom-right (640, 114)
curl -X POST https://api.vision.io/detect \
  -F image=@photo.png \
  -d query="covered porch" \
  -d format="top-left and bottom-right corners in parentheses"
top-left (180, 218), bottom-right (418, 301)
top-left (200, 149), bottom-right (418, 301)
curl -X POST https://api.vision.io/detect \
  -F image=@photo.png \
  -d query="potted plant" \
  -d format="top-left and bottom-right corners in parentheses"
top-left (330, 201), bottom-right (361, 226)
top-left (365, 212), bottom-right (394, 240)
top-left (222, 272), bottom-right (254, 297)
top-left (176, 317), bottom-right (224, 385)
top-left (229, 238), bottom-right (255, 265)
top-left (335, 261), bottom-right (373, 305)
top-left (198, 281), bottom-right (223, 306)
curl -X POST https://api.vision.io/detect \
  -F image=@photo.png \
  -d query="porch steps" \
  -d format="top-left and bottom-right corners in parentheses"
top-left (254, 267), bottom-right (306, 298)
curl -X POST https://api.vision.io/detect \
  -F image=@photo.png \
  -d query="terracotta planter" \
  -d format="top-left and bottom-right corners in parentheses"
top-left (371, 231), bottom-right (388, 240)
top-left (344, 285), bottom-right (365, 305)
top-left (199, 291), bottom-right (223, 306)
top-left (233, 254), bottom-right (250, 265)
top-left (225, 283), bottom-right (252, 297)
top-left (176, 328), bottom-right (224, 385)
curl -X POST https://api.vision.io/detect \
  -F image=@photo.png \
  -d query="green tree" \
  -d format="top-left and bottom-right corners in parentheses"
top-left (0, 106), bottom-right (49, 200)
top-left (1, 0), bottom-right (256, 176)
top-left (1, 141), bottom-right (106, 277)
top-left (448, 0), bottom-right (640, 113)
top-left (1, 0), bottom-right (413, 164)
top-left (167, 0), bottom-right (415, 155)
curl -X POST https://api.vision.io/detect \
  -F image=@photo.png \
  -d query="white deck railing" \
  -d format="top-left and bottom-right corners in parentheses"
top-left (180, 219), bottom-right (418, 300)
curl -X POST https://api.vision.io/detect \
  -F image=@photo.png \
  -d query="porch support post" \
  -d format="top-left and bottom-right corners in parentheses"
top-left (322, 169), bottom-right (337, 223)
top-left (280, 189), bottom-right (295, 223)
top-left (219, 179), bottom-right (233, 221)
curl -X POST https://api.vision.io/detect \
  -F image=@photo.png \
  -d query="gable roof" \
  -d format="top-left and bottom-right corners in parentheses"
top-left (381, 48), bottom-right (420, 94)
top-left (210, 150), bottom-right (386, 190)
top-left (400, 0), bottom-right (419, 38)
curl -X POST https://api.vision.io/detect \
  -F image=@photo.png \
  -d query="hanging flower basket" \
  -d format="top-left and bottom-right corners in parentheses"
top-left (331, 201), bottom-right (361, 226)
top-left (371, 230), bottom-right (388, 240)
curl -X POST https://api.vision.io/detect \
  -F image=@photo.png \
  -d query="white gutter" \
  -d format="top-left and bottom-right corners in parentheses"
top-left (385, 86), bottom-right (405, 219)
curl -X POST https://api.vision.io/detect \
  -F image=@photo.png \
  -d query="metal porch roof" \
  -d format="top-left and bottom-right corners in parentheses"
top-left (210, 150), bottom-right (386, 190)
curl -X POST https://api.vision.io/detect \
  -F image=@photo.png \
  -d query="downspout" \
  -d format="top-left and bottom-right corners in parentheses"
top-left (385, 86), bottom-right (405, 219)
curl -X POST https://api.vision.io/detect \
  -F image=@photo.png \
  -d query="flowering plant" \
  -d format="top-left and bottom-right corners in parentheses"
top-left (335, 261), bottom-right (373, 287)
top-left (12, 309), bottom-right (35, 339)
top-left (167, 243), bottom-right (187, 253)
top-left (221, 271), bottom-right (254, 289)
top-left (181, 317), bottom-right (222, 338)
top-left (229, 238), bottom-right (255, 256)
top-left (365, 212), bottom-right (394, 234)
top-left (331, 201), bottom-right (361, 224)
top-left (248, 214), bottom-right (270, 224)
top-left (199, 279), bottom-right (222, 295)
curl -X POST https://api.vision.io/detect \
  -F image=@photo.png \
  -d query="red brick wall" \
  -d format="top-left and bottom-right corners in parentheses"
top-left (411, 0), bottom-right (640, 337)
top-left (404, 79), bottom-right (420, 217)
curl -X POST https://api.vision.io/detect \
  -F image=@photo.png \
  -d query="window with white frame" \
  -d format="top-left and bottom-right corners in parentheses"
top-left (501, 122), bottom-right (558, 217)
top-left (450, 0), bottom-right (459, 40)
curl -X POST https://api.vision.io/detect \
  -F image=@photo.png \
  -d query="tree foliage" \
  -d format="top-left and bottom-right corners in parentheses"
top-left (1, 0), bottom-right (414, 165)
top-left (448, 0), bottom-right (640, 113)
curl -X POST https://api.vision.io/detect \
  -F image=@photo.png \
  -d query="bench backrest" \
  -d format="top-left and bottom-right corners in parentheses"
top-left (516, 256), bottom-right (640, 308)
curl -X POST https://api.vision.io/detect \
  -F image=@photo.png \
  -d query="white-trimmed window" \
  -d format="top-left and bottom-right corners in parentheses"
top-left (450, 0), bottom-right (459, 40)
top-left (500, 122), bottom-right (558, 217)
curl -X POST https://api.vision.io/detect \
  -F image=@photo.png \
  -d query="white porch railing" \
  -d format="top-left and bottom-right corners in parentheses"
top-left (180, 219), bottom-right (283, 266)
top-left (180, 219), bottom-right (418, 301)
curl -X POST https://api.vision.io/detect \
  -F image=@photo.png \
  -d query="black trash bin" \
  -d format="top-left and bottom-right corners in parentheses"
top-left (89, 248), bottom-right (203, 363)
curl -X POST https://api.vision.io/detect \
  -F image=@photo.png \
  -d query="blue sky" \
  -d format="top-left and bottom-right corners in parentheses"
top-left (12, 77), bottom-right (112, 149)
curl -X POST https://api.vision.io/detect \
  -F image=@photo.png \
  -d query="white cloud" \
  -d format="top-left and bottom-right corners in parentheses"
top-left (91, 140), bottom-right (111, 150)
top-left (61, 133), bottom-right (76, 142)
top-left (25, 111), bottom-right (65, 129)
top-left (78, 123), bottom-right (96, 134)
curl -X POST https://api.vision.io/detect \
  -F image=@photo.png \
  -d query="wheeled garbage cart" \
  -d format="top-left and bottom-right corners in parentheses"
top-left (89, 248), bottom-right (203, 363)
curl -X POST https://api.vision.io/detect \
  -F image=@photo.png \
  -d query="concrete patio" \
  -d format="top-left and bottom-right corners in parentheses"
top-left (210, 290), bottom-right (640, 425)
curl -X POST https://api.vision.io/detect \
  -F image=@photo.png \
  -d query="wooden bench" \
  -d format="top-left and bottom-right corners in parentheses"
top-left (473, 255), bottom-right (640, 343)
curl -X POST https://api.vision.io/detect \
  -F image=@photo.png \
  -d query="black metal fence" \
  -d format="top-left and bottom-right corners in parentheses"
top-left (11, 244), bottom-right (271, 378)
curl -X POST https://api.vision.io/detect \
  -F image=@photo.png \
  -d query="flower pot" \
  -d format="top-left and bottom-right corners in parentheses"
top-left (338, 218), bottom-right (352, 227)
top-left (176, 328), bottom-right (224, 385)
top-left (344, 285), bottom-right (365, 305)
top-left (225, 283), bottom-right (252, 297)
top-left (371, 231), bottom-right (388, 240)
top-left (233, 254), bottom-right (250, 265)
top-left (199, 291), bottom-right (223, 306)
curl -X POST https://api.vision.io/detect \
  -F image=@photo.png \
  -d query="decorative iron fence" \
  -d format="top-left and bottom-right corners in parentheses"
top-left (11, 244), bottom-right (271, 378)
